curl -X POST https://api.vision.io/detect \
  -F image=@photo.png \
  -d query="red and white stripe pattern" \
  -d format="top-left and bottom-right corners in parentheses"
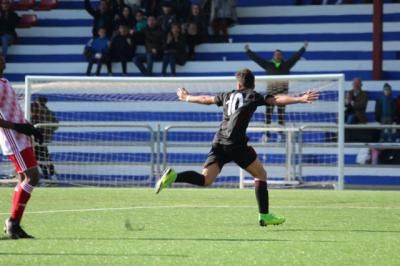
top-left (0, 78), bottom-right (31, 156)
top-left (20, 181), bottom-right (33, 194)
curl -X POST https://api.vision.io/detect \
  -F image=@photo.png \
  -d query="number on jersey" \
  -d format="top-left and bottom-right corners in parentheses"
top-left (226, 93), bottom-right (244, 116)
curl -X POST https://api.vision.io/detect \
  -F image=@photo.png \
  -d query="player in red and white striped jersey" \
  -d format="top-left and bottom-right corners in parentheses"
top-left (0, 53), bottom-right (44, 239)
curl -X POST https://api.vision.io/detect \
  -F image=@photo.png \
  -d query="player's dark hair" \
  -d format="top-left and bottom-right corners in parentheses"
top-left (235, 68), bottom-right (255, 89)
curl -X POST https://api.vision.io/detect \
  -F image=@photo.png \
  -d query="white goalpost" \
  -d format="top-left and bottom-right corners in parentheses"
top-left (0, 74), bottom-right (344, 188)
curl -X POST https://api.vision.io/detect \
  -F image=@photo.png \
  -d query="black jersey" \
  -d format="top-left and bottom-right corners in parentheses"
top-left (213, 89), bottom-right (271, 145)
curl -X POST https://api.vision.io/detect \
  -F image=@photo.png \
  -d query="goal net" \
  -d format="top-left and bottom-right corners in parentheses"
top-left (0, 75), bottom-right (344, 188)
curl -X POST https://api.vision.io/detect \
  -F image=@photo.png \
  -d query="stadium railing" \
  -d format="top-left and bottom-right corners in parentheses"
top-left (34, 122), bottom-right (156, 186)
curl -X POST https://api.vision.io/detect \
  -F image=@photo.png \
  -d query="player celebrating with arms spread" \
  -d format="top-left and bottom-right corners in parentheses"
top-left (156, 68), bottom-right (319, 226)
top-left (0, 53), bottom-right (43, 239)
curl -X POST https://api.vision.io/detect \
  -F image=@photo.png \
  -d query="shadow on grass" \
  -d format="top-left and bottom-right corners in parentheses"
top-left (279, 228), bottom-right (400, 234)
top-left (0, 252), bottom-right (187, 258)
top-left (34, 237), bottom-right (340, 243)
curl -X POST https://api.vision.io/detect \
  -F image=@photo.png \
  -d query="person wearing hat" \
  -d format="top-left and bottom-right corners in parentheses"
top-left (375, 83), bottom-right (397, 142)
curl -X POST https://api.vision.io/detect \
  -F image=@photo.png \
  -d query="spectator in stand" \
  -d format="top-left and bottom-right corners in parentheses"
top-left (110, 24), bottom-right (136, 76)
top-left (174, 0), bottom-right (191, 22)
top-left (162, 23), bottom-right (187, 76)
top-left (144, 0), bottom-right (161, 16)
top-left (345, 78), bottom-right (368, 124)
top-left (85, 0), bottom-right (114, 37)
top-left (396, 94), bottom-right (400, 142)
top-left (84, 27), bottom-right (112, 76)
top-left (209, 0), bottom-right (237, 42)
top-left (133, 9), bottom-right (147, 45)
top-left (244, 42), bottom-right (308, 140)
top-left (115, 5), bottom-right (136, 30)
top-left (111, 0), bottom-right (127, 18)
top-left (125, 0), bottom-right (142, 14)
top-left (135, 9), bottom-right (147, 32)
top-left (157, 1), bottom-right (176, 32)
top-left (31, 96), bottom-right (58, 180)
top-left (184, 3), bottom-right (208, 60)
top-left (375, 83), bottom-right (397, 142)
top-left (0, 0), bottom-right (20, 58)
top-left (134, 16), bottom-right (164, 76)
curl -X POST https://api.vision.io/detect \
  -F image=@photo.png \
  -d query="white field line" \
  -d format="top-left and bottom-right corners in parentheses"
top-left (1, 204), bottom-right (399, 215)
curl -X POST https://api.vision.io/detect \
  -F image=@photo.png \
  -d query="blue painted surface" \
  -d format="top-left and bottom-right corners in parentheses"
top-left (34, 14), bottom-right (400, 27)
top-left (48, 110), bottom-right (382, 123)
top-left (239, 14), bottom-right (400, 24)
top-left (55, 0), bottom-right (396, 8)
top-left (14, 32), bottom-right (400, 45)
top-left (17, 37), bottom-right (90, 45)
top-left (232, 33), bottom-right (374, 43)
top-left (52, 174), bottom-right (400, 186)
top-left (303, 175), bottom-right (400, 186)
top-left (32, 152), bottom-right (356, 164)
top-left (6, 51), bottom-right (400, 63)
top-left (29, 92), bottom-right (338, 102)
top-left (51, 111), bottom-right (338, 123)
top-left (48, 131), bottom-right (335, 144)
top-left (8, 70), bottom-right (400, 82)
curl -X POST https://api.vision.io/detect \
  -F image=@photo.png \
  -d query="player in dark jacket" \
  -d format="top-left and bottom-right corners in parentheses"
top-left (155, 68), bottom-right (319, 227)
top-left (245, 42), bottom-right (308, 140)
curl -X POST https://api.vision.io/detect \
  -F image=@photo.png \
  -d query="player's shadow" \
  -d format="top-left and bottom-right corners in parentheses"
top-left (137, 237), bottom-right (340, 243)
top-left (279, 228), bottom-right (400, 234)
top-left (38, 236), bottom-right (340, 243)
top-left (0, 252), bottom-right (187, 258)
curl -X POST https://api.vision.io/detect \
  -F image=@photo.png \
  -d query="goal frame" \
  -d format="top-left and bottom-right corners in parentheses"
top-left (24, 74), bottom-right (345, 189)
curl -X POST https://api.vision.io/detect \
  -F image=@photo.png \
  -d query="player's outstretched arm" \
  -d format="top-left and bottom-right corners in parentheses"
top-left (0, 119), bottom-right (15, 130)
top-left (0, 119), bottom-right (44, 144)
top-left (267, 90), bottom-right (319, 106)
top-left (177, 88), bottom-right (216, 105)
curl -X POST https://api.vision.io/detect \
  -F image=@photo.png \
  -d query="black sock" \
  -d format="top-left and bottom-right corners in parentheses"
top-left (175, 171), bottom-right (205, 186)
top-left (254, 179), bottom-right (269, 214)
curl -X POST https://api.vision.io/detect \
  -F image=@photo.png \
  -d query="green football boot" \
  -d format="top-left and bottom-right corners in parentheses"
top-left (259, 213), bottom-right (286, 227)
top-left (155, 168), bottom-right (177, 194)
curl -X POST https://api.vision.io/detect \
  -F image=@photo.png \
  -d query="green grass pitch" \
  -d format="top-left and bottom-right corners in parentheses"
top-left (0, 188), bottom-right (399, 265)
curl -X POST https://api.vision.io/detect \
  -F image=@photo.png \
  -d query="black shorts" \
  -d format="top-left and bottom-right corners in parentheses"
top-left (204, 143), bottom-right (258, 170)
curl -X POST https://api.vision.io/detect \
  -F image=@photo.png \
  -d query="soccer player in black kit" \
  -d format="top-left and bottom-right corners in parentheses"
top-left (155, 68), bottom-right (319, 226)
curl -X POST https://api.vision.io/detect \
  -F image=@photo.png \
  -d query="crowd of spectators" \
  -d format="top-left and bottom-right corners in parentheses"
top-left (344, 78), bottom-right (400, 143)
top-left (350, 80), bottom-right (400, 165)
top-left (84, 0), bottom-right (237, 76)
